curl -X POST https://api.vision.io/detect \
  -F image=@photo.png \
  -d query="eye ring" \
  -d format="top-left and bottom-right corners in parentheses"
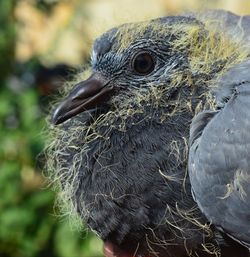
top-left (131, 51), bottom-right (155, 75)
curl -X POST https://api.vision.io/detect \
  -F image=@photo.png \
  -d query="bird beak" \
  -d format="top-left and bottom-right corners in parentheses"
top-left (52, 73), bottom-right (114, 125)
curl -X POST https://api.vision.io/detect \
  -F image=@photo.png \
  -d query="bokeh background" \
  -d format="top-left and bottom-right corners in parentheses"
top-left (1, 1), bottom-right (250, 257)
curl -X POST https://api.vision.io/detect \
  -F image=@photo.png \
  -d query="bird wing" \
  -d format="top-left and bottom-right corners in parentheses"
top-left (188, 59), bottom-right (250, 248)
top-left (188, 10), bottom-right (250, 45)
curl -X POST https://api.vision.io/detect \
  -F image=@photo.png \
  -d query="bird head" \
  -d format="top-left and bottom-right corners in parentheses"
top-left (52, 16), bottom-right (204, 125)
top-left (48, 15), bottom-right (247, 257)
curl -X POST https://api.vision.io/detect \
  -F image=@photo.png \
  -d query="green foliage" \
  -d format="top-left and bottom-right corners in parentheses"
top-left (35, 0), bottom-right (60, 13)
top-left (0, 80), bottom-right (103, 257)
top-left (0, 1), bottom-right (103, 257)
top-left (0, 0), bottom-right (16, 82)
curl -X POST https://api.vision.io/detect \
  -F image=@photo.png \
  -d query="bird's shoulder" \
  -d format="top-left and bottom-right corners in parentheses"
top-left (188, 59), bottom-right (250, 249)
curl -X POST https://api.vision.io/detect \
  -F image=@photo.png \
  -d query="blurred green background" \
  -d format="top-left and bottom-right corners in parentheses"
top-left (1, 0), bottom-right (250, 257)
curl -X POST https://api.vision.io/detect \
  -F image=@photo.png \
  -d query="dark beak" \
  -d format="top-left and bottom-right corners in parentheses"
top-left (52, 73), bottom-right (114, 125)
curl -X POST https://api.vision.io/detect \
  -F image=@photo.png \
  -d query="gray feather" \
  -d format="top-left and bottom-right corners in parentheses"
top-left (189, 59), bottom-right (250, 249)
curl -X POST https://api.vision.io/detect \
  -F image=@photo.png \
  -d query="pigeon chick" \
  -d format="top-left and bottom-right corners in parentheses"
top-left (47, 12), bottom-right (250, 257)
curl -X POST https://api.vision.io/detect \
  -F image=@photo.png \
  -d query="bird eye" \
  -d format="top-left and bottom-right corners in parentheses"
top-left (132, 51), bottom-right (155, 75)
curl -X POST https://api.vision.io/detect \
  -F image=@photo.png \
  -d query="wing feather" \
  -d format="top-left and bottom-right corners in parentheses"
top-left (190, 10), bottom-right (250, 45)
top-left (189, 59), bottom-right (250, 248)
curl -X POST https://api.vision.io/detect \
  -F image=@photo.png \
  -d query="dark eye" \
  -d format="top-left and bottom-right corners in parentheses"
top-left (132, 51), bottom-right (155, 75)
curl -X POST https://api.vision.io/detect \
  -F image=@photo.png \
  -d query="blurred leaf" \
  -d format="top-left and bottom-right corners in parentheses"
top-left (0, 1), bottom-right (102, 257)
top-left (0, 0), bottom-right (15, 81)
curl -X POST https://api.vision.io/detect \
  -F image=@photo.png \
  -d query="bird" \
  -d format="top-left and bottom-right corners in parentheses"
top-left (46, 10), bottom-right (250, 257)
